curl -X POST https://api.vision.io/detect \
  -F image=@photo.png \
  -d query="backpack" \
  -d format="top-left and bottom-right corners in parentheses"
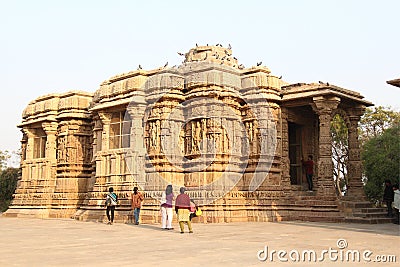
top-left (106, 193), bottom-right (118, 206)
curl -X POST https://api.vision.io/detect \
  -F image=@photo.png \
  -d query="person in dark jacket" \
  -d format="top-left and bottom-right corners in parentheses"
top-left (383, 180), bottom-right (394, 217)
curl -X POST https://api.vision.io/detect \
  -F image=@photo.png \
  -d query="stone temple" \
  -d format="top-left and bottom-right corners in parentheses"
top-left (6, 45), bottom-right (388, 223)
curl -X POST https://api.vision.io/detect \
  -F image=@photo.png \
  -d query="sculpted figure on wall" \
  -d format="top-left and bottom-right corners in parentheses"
top-left (149, 122), bottom-right (156, 149)
top-left (57, 136), bottom-right (66, 163)
top-left (193, 120), bottom-right (202, 153)
top-left (147, 120), bottom-right (161, 153)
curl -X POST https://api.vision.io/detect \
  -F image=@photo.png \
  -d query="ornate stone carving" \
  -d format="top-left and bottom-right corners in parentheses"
top-left (345, 105), bottom-right (366, 199)
top-left (312, 96), bottom-right (340, 196)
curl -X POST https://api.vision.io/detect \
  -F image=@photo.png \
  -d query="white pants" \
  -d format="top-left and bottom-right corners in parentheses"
top-left (161, 206), bottom-right (173, 229)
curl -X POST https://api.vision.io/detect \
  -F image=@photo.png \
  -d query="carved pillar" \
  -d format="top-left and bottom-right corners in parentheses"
top-left (23, 128), bottom-right (35, 160)
top-left (346, 105), bottom-right (366, 200)
top-left (92, 117), bottom-right (102, 155)
top-left (42, 122), bottom-right (58, 192)
top-left (98, 112), bottom-right (112, 151)
top-left (127, 105), bottom-right (146, 153)
top-left (312, 96), bottom-right (340, 196)
top-left (21, 128), bottom-right (35, 184)
top-left (21, 132), bottom-right (28, 161)
top-left (280, 107), bottom-right (291, 188)
top-left (42, 122), bottom-right (58, 164)
top-left (126, 105), bottom-right (146, 185)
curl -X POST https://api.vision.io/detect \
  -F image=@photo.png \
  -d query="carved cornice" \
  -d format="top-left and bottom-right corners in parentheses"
top-left (346, 105), bottom-right (366, 121)
top-left (311, 96), bottom-right (341, 116)
top-left (98, 112), bottom-right (112, 123)
top-left (127, 104), bottom-right (146, 118)
top-left (22, 128), bottom-right (36, 138)
top-left (42, 122), bottom-right (58, 135)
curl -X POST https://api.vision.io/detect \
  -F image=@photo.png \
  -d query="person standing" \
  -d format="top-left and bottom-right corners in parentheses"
top-left (105, 187), bottom-right (118, 225)
top-left (383, 180), bottom-right (394, 217)
top-left (160, 184), bottom-right (174, 230)
top-left (131, 186), bottom-right (144, 225)
top-left (175, 187), bottom-right (193, 234)
top-left (302, 155), bottom-right (314, 191)
top-left (392, 183), bottom-right (400, 224)
top-left (189, 201), bottom-right (197, 221)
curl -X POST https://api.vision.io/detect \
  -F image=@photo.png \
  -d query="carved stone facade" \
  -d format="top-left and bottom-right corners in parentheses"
top-left (6, 45), bottom-right (372, 222)
top-left (7, 91), bottom-right (92, 218)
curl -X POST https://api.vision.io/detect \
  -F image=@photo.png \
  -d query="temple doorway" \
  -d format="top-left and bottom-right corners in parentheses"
top-left (289, 122), bottom-right (303, 185)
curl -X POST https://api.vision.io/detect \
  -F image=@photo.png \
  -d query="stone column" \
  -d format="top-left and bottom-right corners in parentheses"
top-left (98, 112), bottom-right (112, 151)
top-left (21, 128), bottom-right (35, 185)
top-left (280, 107), bottom-right (291, 189)
top-left (312, 96), bottom-right (340, 196)
top-left (23, 128), bottom-right (35, 160)
top-left (41, 121), bottom-right (58, 200)
top-left (127, 105), bottom-right (146, 153)
top-left (92, 117), bottom-right (102, 156)
top-left (42, 122), bottom-right (58, 164)
top-left (345, 105), bottom-right (366, 200)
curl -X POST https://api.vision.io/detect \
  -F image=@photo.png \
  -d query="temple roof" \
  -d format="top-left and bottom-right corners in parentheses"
top-left (387, 78), bottom-right (400, 88)
top-left (281, 82), bottom-right (373, 107)
top-left (91, 45), bottom-right (287, 110)
top-left (19, 91), bottom-right (93, 126)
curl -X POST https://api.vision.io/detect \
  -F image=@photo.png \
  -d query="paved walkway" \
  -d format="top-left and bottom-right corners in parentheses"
top-left (0, 216), bottom-right (398, 266)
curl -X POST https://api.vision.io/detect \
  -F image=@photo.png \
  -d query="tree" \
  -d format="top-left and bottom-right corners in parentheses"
top-left (362, 125), bottom-right (400, 204)
top-left (359, 106), bottom-right (400, 145)
top-left (331, 114), bottom-right (348, 195)
top-left (330, 106), bottom-right (399, 198)
top-left (0, 167), bottom-right (19, 212)
top-left (0, 150), bottom-right (10, 170)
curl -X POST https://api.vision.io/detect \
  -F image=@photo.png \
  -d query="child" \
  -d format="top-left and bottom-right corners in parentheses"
top-left (189, 201), bottom-right (197, 221)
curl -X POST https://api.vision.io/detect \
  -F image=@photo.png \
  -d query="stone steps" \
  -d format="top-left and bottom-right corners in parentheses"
top-left (340, 201), bottom-right (372, 209)
top-left (289, 191), bottom-right (343, 223)
top-left (296, 215), bottom-right (344, 223)
top-left (360, 207), bottom-right (385, 213)
top-left (294, 200), bottom-right (338, 207)
top-left (353, 212), bottom-right (387, 218)
top-left (339, 200), bottom-right (393, 224)
top-left (344, 217), bottom-right (394, 224)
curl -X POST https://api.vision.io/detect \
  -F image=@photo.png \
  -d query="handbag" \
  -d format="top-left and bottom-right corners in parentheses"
top-left (160, 192), bottom-right (167, 205)
top-left (195, 208), bottom-right (202, 216)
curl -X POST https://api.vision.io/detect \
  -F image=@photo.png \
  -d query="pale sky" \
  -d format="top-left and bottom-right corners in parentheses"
top-left (1, 0), bottom-right (399, 154)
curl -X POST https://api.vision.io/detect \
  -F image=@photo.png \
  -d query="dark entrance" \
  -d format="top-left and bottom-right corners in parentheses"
top-left (288, 122), bottom-right (302, 185)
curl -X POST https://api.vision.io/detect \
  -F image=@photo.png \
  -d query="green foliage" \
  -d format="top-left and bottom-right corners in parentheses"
top-left (0, 167), bottom-right (19, 212)
top-left (360, 106), bottom-right (400, 144)
top-left (362, 125), bottom-right (400, 203)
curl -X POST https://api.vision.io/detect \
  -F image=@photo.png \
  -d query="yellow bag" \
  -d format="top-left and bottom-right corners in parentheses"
top-left (195, 208), bottom-right (202, 216)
